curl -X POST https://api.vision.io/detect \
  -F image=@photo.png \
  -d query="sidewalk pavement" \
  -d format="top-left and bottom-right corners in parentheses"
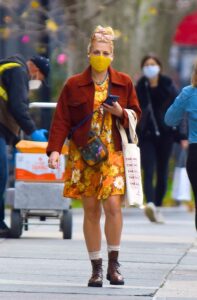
top-left (0, 206), bottom-right (196, 300)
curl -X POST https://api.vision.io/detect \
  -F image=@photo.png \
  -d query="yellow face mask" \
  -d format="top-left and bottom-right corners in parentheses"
top-left (89, 55), bottom-right (111, 72)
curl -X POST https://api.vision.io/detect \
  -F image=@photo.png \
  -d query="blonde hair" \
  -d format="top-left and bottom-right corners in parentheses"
top-left (87, 25), bottom-right (115, 54)
top-left (191, 60), bottom-right (197, 87)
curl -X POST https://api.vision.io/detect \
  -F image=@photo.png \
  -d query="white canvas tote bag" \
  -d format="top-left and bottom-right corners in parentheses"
top-left (116, 109), bottom-right (143, 207)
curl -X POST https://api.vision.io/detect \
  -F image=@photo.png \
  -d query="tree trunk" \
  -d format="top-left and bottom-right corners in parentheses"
top-left (63, 0), bottom-right (197, 78)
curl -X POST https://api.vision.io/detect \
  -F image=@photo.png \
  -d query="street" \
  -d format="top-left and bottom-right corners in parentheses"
top-left (0, 207), bottom-right (196, 300)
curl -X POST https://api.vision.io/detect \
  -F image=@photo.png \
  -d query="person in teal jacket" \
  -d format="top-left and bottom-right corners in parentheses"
top-left (165, 60), bottom-right (197, 231)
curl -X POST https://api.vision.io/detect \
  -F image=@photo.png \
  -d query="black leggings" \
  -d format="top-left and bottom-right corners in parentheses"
top-left (140, 135), bottom-right (173, 207)
top-left (186, 144), bottom-right (197, 231)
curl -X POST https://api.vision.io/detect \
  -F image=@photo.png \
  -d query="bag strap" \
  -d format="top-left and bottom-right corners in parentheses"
top-left (68, 110), bottom-right (96, 139)
top-left (68, 81), bottom-right (111, 139)
top-left (145, 80), bottom-right (160, 136)
top-left (116, 121), bottom-right (128, 144)
top-left (125, 109), bottom-right (138, 144)
top-left (116, 109), bottom-right (138, 145)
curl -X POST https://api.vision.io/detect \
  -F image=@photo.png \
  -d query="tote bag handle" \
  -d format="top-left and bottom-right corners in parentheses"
top-left (116, 109), bottom-right (138, 145)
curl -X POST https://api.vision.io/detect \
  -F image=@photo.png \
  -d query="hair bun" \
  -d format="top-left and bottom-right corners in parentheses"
top-left (93, 25), bottom-right (115, 42)
top-left (87, 25), bottom-right (115, 55)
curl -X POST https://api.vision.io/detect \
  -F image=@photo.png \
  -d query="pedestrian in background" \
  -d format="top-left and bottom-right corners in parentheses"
top-left (165, 59), bottom-right (197, 231)
top-left (47, 25), bottom-right (141, 287)
top-left (136, 54), bottom-right (178, 223)
top-left (0, 55), bottom-right (50, 238)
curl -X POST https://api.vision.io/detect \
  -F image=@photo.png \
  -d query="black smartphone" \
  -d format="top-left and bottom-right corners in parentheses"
top-left (103, 94), bottom-right (119, 106)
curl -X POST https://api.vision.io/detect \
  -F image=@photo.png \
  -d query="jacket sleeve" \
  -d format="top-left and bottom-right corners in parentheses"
top-left (164, 87), bottom-right (190, 127)
top-left (47, 83), bottom-right (71, 155)
top-left (4, 67), bottom-right (36, 135)
top-left (178, 113), bottom-right (188, 140)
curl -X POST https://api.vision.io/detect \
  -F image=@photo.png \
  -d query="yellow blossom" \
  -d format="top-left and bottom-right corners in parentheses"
top-left (114, 176), bottom-right (124, 190)
top-left (46, 19), bottom-right (58, 32)
top-left (78, 183), bottom-right (85, 192)
top-left (109, 165), bottom-right (119, 176)
top-left (148, 7), bottom-right (158, 15)
top-left (71, 169), bottom-right (81, 184)
top-left (100, 186), bottom-right (111, 200)
top-left (31, 1), bottom-right (40, 9)
top-left (114, 29), bottom-right (122, 39)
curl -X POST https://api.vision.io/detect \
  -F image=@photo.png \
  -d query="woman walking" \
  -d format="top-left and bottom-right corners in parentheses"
top-left (47, 25), bottom-right (141, 287)
top-left (136, 54), bottom-right (178, 223)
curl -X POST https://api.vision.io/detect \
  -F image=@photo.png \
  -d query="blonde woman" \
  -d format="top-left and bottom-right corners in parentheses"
top-left (165, 60), bottom-right (197, 232)
top-left (47, 25), bottom-right (141, 287)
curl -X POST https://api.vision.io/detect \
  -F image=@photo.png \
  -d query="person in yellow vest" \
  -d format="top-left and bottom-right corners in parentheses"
top-left (0, 55), bottom-right (50, 238)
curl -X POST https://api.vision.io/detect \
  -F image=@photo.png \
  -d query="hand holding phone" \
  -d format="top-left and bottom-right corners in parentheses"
top-left (103, 94), bottom-right (119, 106)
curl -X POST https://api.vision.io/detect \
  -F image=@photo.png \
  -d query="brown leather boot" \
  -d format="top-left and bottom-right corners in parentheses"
top-left (107, 251), bottom-right (124, 285)
top-left (88, 258), bottom-right (103, 287)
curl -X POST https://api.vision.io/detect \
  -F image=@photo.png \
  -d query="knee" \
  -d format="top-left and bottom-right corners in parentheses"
top-left (84, 206), bottom-right (102, 223)
top-left (104, 205), bottom-right (122, 219)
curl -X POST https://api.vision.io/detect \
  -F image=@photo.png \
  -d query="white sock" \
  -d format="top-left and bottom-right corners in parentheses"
top-left (107, 245), bottom-right (120, 252)
top-left (89, 251), bottom-right (102, 260)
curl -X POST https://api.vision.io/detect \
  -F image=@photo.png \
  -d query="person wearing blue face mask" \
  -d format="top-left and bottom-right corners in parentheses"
top-left (136, 54), bottom-right (178, 223)
top-left (0, 54), bottom-right (50, 238)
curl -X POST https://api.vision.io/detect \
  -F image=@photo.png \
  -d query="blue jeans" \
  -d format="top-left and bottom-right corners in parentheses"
top-left (0, 137), bottom-right (8, 223)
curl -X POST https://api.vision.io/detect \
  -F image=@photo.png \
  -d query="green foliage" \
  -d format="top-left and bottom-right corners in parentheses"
top-left (72, 199), bottom-right (82, 208)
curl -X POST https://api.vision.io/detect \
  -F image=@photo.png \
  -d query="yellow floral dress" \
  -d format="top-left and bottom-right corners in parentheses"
top-left (63, 79), bottom-right (125, 201)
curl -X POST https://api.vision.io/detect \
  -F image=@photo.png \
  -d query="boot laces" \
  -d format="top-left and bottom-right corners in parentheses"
top-left (110, 260), bottom-right (121, 274)
top-left (91, 261), bottom-right (103, 278)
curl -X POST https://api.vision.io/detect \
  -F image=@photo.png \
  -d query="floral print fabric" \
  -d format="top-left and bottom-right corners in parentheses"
top-left (63, 79), bottom-right (125, 200)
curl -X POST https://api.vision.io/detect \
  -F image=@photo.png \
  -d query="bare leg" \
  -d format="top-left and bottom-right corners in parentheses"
top-left (82, 197), bottom-right (102, 252)
top-left (102, 195), bottom-right (123, 246)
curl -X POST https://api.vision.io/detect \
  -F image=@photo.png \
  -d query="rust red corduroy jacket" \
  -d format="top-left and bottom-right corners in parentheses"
top-left (46, 66), bottom-right (141, 155)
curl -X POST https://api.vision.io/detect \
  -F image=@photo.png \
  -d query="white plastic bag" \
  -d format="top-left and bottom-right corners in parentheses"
top-left (172, 148), bottom-right (191, 201)
top-left (172, 167), bottom-right (191, 201)
top-left (116, 109), bottom-right (143, 207)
